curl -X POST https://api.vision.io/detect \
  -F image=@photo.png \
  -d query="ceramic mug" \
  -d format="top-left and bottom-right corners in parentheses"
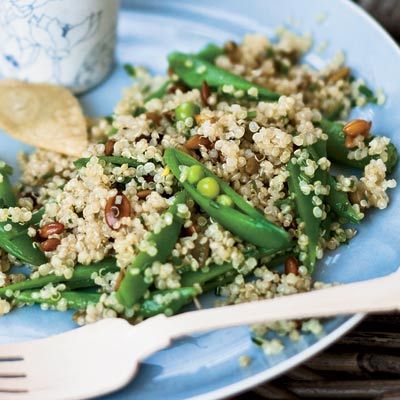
top-left (0, 0), bottom-right (119, 93)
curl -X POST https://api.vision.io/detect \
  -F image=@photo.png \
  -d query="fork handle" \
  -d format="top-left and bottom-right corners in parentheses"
top-left (165, 269), bottom-right (400, 339)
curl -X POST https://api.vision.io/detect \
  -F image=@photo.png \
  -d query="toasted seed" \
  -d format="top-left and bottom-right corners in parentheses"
top-left (184, 135), bottom-right (213, 150)
top-left (343, 119), bottom-right (372, 138)
top-left (349, 182), bottom-right (367, 205)
top-left (224, 40), bottom-right (240, 63)
top-left (105, 193), bottom-right (132, 230)
top-left (245, 156), bottom-right (260, 175)
top-left (182, 224), bottom-right (198, 237)
top-left (146, 112), bottom-right (162, 125)
top-left (137, 189), bottom-right (152, 199)
top-left (328, 67), bottom-right (350, 84)
top-left (40, 238), bottom-right (61, 252)
top-left (345, 136), bottom-right (356, 149)
top-left (38, 222), bottom-right (65, 239)
top-left (285, 256), bottom-right (299, 275)
top-left (191, 236), bottom-right (210, 267)
top-left (201, 81), bottom-right (211, 106)
top-left (104, 140), bottom-right (116, 156)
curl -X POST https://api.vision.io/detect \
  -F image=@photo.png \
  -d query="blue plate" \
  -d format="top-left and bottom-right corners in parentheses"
top-left (0, 0), bottom-right (399, 399)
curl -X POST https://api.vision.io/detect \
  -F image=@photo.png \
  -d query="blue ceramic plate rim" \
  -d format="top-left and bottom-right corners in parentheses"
top-left (0, 0), bottom-right (399, 398)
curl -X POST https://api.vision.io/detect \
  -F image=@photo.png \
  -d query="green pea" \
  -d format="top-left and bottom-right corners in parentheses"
top-left (216, 194), bottom-right (234, 207)
top-left (197, 177), bottom-right (220, 199)
top-left (187, 165), bottom-right (204, 184)
top-left (175, 101), bottom-right (200, 122)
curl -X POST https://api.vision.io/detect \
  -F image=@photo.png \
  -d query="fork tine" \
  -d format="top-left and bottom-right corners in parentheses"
top-left (0, 361), bottom-right (25, 377)
top-left (0, 376), bottom-right (28, 391)
top-left (0, 391), bottom-right (30, 400)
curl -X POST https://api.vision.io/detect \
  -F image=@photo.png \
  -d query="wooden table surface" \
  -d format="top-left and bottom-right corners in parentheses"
top-left (238, 314), bottom-right (400, 399)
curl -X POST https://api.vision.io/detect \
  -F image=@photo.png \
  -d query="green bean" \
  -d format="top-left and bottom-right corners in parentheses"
top-left (14, 290), bottom-right (100, 310)
top-left (116, 191), bottom-right (187, 307)
top-left (138, 287), bottom-right (198, 318)
top-left (327, 175), bottom-right (363, 223)
top-left (287, 159), bottom-right (321, 272)
top-left (0, 258), bottom-right (117, 297)
top-left (196, 43), bottom-right (224, 63)
top-left (318, 119), bottom-right (398, 173)
top-left (168, 52), bottom-right (280, 101)
top-left (74, 156), bottom-right (142, 169)
top-left (0, 162), bottom-right (16, 207)
top-left (165, 148), bottom-right (292, 252)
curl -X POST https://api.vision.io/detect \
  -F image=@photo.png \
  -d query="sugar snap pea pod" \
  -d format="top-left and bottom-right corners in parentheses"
top-left (168, 52), bottom-right (280, 101)
top-left (327, 175), bottom-right (363, 223)
top-left (138, 287), bottom-right (198, 318)
top-left (287, 160), bottom-right (320, 273)
top-left (74, 156), bottom-right (142, 169)
top-left (318, 119), bottom-right (398, 173)
top-left (196, 43), bottom-right (224, 63)
top-left (174, 149), bottom-right (263, 220)
top-left (116, 191), bottom-right (187, 307)
top-left (165, 148), bottom-right (292, 251)
top-left (0, 220), bottom-right (46, 266)
top-left (14, 290), bottom-right (101, 310)
top-left (0, 258), bottom-right (118, 297)
top-left (0, 162), bottom-right (16, 207)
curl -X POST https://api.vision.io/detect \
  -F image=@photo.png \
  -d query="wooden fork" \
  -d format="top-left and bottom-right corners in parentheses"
top-left (0, 269), bottom-right (399, 400)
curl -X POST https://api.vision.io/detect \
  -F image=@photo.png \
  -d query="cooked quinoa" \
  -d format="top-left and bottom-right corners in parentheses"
top-left (0, 32), bottom-right (397, 350)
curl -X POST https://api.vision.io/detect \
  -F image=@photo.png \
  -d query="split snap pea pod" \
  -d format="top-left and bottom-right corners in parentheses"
top-left (116, 191), bottom-right (187, 307)
top-left (174, 149), bottom-right (263, 220)
top-left (139, 287), bottom-right (198, 318)
top-left (168, 52), bottom-right (280, 101)
top-left (327, 175), bottom-right (363, 223)
top-left (318, 119), bottom-right (398, 173)
top-left (74, 156), bottom-right (142, 169)
top-left (0, 258), bottom-right (118, 297)
top-left (14, 290), bottom-right (100, 310)
top-left (0, 162), bottom-right (16, 207)
top-left (287, 159), bottom-right (321, 273)
top-left (165, 148), bottom-right (292, 251)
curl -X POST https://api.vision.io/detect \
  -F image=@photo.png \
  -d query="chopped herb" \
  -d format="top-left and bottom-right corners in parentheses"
top-left (358, 84), bottom-right (378, 104)
top-left (246, 110), bottom-right (257, 120)
top-left (266, 48), bottom-right (275, 57)
top-left (107, 127), bottom-right (118, 137)
top-left (123, 64), bottom-right (136, 77)
top-left (133, 106), bottom-right (147, 117)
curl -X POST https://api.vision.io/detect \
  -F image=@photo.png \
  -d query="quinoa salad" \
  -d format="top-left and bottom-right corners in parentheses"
top-left (0, 31), bottom-right (397, 349)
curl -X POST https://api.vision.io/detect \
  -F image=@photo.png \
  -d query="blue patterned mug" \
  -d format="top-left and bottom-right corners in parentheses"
top-left (0, 0), bottom-right (119, 93)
